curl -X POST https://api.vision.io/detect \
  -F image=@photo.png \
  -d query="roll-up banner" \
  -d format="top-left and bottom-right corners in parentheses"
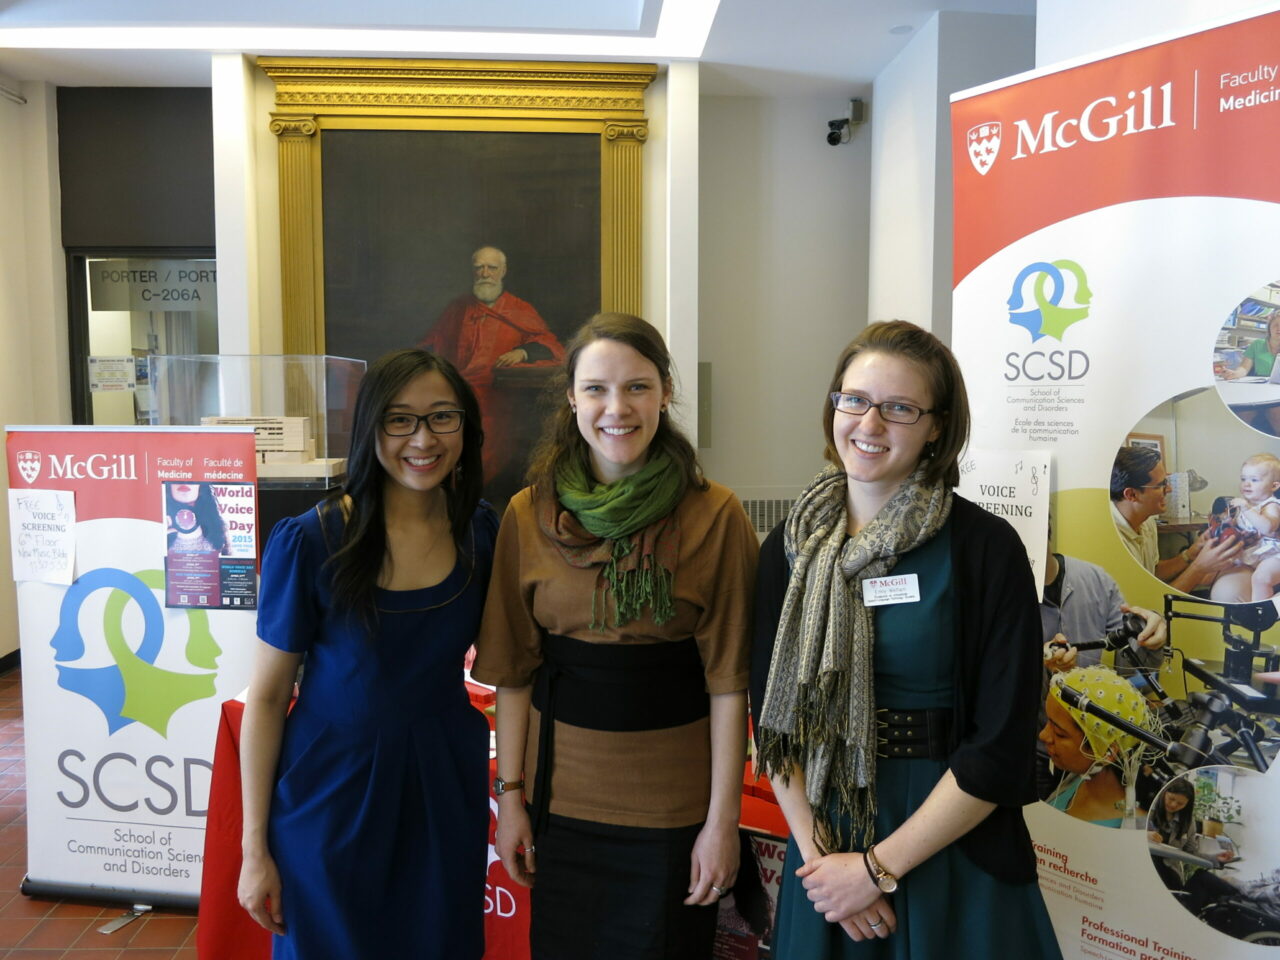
top-left (5, 426), bottom-right (258, 906)
top-left (953, 6), bottom-right (1280, 957)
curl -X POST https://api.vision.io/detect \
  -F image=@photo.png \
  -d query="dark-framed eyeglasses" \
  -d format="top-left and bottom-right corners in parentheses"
top-left (380, 410), bottom-right (465, 436)
top-left (1135, 479), bottom-right (1170, 492)
top-left (830, 392), bottom-right (936, 425)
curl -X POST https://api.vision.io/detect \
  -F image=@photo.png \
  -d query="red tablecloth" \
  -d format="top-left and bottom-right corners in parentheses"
top-left (197, 694), bottom-right (784, 959)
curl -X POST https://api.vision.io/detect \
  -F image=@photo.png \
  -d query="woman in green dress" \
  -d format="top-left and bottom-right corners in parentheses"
top-left (751, 320), bottom-right (1063, 958)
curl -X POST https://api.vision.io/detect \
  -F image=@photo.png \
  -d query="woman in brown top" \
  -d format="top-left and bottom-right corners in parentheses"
top-left (472, 313), bottom-right (757, 960)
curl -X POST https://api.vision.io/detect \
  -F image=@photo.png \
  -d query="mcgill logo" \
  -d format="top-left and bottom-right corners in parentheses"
top-left (15, 451), bottom-right (41, 484)
top-left (971, 82), bottom-right (1174, 173)
top-left (46, 454), bottom-right (138, 482)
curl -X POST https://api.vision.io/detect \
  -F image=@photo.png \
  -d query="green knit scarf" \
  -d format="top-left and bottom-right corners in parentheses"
top-left (542, 452), bottom-right (685, 629)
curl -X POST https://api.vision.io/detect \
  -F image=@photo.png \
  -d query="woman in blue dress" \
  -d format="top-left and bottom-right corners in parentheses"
top-left (237, 348), bottom-right (497, 959)
top-left (751, 321), bottom-right (1063, 958)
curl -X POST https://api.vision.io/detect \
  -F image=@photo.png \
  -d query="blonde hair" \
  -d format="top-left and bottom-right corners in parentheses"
top-left (1243, 453), bottom-right (1280, 488)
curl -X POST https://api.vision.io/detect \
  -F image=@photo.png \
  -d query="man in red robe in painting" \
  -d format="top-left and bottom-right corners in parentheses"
top-left (419, 245), bottom-right (564, 487)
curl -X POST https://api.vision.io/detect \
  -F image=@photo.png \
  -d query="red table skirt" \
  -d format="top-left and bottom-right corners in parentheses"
top-left (196, 694), bottom-right (785, 959)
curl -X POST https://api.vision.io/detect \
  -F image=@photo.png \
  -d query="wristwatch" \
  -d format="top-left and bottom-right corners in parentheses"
top-left (492, 775), bottom-right (525, 797)
top-left (864, 844), bottom-right (899, 894)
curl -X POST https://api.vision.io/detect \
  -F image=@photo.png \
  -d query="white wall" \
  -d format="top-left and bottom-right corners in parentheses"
top-left (698, 93), bottom-right (872, 499)
top-left (212, 53), bottom-right (264, 357)
top-left (867, 16), bottom-right (940, 334)
top-left (657, 63), bottom-right (699, 439)
top-left (1227, 767), bottom-right (1280, 873)
top-left (1035, 0), bottom-right (1274, 66)
top-left (868, 12), bottom-right (1035, 343)
top-left (0, 81), bottom-right (68, 658)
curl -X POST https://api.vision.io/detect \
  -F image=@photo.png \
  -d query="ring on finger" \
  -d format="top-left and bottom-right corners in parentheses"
top-left (711, 884), bottom-right (728, 897)
top-left (868, 919), bottom-right (883, 929)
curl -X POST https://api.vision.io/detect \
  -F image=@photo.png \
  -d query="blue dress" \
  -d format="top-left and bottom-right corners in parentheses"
top-left (771, 526), bottom-right (1062, 959)
top-left (257, 505), bottom-right (498, 960)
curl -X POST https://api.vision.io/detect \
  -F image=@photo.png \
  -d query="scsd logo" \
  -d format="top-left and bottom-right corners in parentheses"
top-left (1004, 350), bottom-right (1090, 382)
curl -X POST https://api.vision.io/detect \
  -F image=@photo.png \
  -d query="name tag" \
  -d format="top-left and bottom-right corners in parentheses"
top-left (863, 573), bottom-right (921, 607)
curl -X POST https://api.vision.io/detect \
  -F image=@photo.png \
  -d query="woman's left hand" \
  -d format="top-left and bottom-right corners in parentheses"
top-left (685, 819), bottom-right (739, 906)
top-left (839, 896), bottom-right (897, 940)
top-left (797, 852), bottom-right (880, 922)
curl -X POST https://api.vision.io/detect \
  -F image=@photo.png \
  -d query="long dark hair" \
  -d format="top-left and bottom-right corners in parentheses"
top-left (166, 483), bottom-right (227, 553)
top-left (821, 320), bottom-right (969, 487)
top-left (323, 348), bottom-right (483, 618)
top-left (1153, 777), bottom-right (1197, 841)
top-left (525, 312), bottom-right (705, 496)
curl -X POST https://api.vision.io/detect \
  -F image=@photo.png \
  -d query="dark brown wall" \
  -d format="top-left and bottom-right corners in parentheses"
top-left (57, 87), bottom-right (214, 248)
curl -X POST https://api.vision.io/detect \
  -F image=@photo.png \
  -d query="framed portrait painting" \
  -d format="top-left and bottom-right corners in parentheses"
top-left (259, 57), bottom-right (656, 503)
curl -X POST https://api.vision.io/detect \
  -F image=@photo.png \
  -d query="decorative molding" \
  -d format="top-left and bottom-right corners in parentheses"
top-left (601, 124), bottom-right (646, 316)
top-left (604, 121), bottom-right (649, 142)
top-left (260, 58), bottom-right (656, 353)
top-left (268, 116), bottom-right (318, 138)
top-left (270, 114), bottom-right (321, 354)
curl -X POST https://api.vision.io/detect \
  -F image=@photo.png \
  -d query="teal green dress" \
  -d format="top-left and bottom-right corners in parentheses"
top-left (771, 527), bottom-right (1062, 959)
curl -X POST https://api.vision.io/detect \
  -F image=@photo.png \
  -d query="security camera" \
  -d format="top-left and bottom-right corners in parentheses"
top-left (826, 118), bottom-right (849, 146)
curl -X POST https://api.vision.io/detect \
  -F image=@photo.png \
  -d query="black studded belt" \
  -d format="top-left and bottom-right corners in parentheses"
top-left (877, 707), bottom-right (953, 760)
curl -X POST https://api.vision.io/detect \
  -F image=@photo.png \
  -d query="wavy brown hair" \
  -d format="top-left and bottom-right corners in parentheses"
top-left (525, 312), bottom-right (705, 496)
top-left (821, 320), bottom-right (969, 488)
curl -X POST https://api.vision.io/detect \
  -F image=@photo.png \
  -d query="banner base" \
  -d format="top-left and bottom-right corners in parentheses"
top-left (19, 875), bottom-right (199, 911)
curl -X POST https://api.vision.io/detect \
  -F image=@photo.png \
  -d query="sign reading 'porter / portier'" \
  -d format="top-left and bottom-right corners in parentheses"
top-left (88, 259), bottom-right (217, 312)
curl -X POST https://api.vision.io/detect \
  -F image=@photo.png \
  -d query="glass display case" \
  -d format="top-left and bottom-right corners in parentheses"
top-left (148, 355), bottom-right (365, 488)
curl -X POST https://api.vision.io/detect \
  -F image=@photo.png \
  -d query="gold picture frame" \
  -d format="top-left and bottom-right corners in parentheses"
top-left (258, 57), bottom-right (657, 355)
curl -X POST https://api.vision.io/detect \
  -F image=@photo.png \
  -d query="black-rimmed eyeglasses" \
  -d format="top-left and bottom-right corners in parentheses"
top-left (380, 411), bottom-right (465, 436)
top-left (830, 392), bottom-right (936, 425)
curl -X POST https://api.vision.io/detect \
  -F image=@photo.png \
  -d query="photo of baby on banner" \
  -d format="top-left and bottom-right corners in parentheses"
top-left (1109, 387), bottom-right (1280, 605)
top-left (1147, 767), bottom-right (1280, 947)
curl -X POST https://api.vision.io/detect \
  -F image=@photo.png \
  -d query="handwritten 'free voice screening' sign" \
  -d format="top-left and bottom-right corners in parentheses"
top-left (9, 488), bottom-right (76, 584)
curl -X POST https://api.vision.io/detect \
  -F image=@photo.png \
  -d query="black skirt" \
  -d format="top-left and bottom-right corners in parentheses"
top-left (530, 814), bottom-right (718, 960)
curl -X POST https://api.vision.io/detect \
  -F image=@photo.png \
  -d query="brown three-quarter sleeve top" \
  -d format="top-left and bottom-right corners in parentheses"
top-left (472, 479), bottom-right (758, 829)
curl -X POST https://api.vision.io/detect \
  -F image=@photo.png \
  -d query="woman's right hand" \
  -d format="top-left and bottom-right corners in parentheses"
top-left (496, 799), bottom-right (537, 888)
top-left (238, 848), bottom-right (285, 935)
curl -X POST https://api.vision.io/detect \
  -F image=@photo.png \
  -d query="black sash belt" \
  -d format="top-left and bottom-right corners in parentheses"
top-left (530, 633), bottom-right (709, 834)
top-left (876, 707), bottom-right (953, 760)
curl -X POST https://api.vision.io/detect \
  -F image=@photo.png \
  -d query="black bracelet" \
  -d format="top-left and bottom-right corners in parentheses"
top-left (863, 844), bottom-right (879, 885)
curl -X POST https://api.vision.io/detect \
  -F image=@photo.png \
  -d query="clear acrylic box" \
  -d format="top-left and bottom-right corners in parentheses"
top-left (148, 355), bottom-right (366, 486)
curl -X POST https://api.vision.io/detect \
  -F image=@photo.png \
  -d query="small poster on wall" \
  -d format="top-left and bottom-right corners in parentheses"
top-left (162, 479), bottom-right (257, 610)
top-left (956, 446), bottom-right (1052, 595)
top-left (7, 488), bottom-right (76, 585)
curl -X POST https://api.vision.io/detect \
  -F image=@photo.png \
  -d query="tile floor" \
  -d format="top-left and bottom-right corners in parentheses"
top-left (0, 667), bottom-right (199, 959)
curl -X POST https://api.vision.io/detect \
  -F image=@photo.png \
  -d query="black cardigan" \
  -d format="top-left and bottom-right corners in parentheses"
top-left (749, 494), bottom-right (1041, 884)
